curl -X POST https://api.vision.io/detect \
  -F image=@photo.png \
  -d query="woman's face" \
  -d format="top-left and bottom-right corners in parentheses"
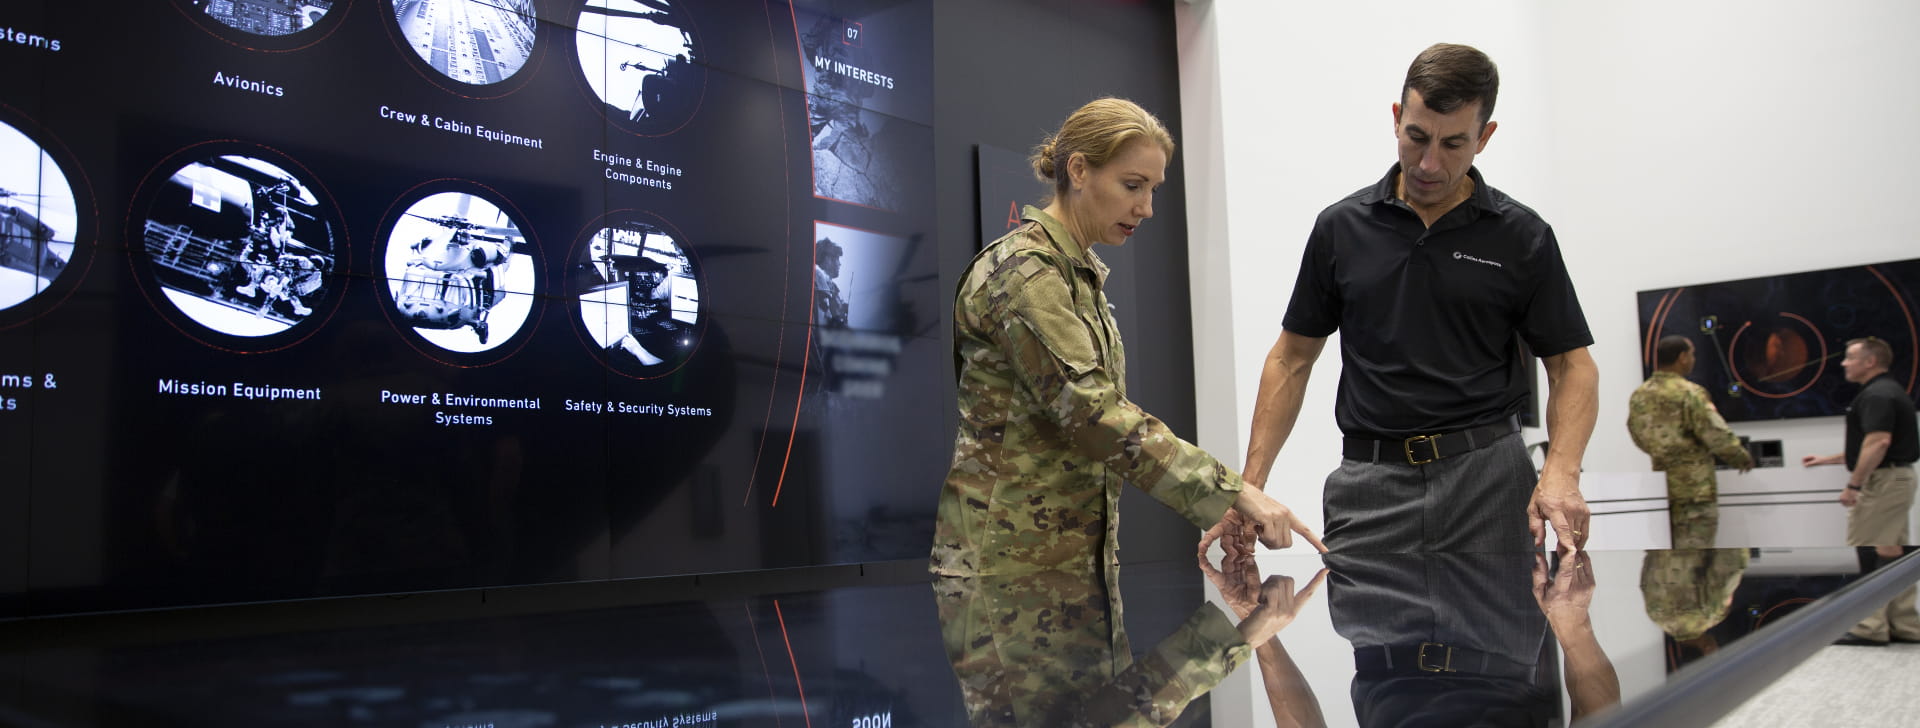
top-left (1065, 138), bottom-right (1167, 248)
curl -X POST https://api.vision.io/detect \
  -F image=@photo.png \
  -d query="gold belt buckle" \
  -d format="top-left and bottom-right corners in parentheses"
top-left (1418, 642), bottom-right (1455, 672)
top-left (1404, 434), bottom-right (1441, 465)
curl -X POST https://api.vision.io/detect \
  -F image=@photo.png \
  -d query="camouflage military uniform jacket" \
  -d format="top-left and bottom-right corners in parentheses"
top-left (932, 207), bottom-right (1243, 577)
top-left (1627, 371), bottom-right (1752, 501)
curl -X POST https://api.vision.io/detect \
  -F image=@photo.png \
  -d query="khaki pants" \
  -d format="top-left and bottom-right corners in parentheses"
top-left (1846, 466), bottom-right (1919, 641)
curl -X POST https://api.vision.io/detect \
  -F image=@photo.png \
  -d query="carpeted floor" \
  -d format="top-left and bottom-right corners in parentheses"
top-left (1710, 641), bottom-right (1920, 727)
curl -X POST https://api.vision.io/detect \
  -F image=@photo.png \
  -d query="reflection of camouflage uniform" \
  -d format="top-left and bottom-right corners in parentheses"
top-left (932, 206), bottom-right (1243, 578)
top-left (934, 568), bottom-right (1250, 726)
top-left (1639, 548), bottom-right (1749, 641)
top-left (1627, 372), bottom-right (1751, 548)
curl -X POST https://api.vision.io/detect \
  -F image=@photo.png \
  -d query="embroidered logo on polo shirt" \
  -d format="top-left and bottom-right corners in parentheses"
top-left (1453, 251), bottom-right (1503, 268)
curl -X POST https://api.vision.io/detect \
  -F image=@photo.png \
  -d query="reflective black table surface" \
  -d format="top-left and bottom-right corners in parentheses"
top-left (0, 547), bottom-right (1888, 727)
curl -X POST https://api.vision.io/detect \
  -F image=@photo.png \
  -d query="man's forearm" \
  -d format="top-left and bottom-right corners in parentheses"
top-left (1254, 639), bottom-right (1326, 728)
top-left (1541, 349), bottom-right (1599, 481)
top-left (1243, 335), bottom-right (1320, 488)
top-left (1849, 434), bottom-right (1892, 487)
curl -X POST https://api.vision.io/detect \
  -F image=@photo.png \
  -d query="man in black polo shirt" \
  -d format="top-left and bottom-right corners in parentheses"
top-left (1222, 43), bottom-right (1598, 554)
top-left (1802, 336), bottom-right (1920, 645)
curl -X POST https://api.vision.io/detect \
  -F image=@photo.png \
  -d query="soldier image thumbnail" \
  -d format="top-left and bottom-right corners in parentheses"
top-left (138, 153), bottom-right (339, 338)
top-left (1628, 335), bottom-right (1752, 549)
top-left (0, 120), bottom-right (80, 313)
top-left (571, 219), bottom-right (700, 374)
top-left (575, 0), bottom-right (704, 134)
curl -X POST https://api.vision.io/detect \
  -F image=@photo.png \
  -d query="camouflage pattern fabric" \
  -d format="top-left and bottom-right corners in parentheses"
top-left (934, 567), bottom-right (1251, 726)
top-left (1639, 548), bottom-right (1749, 641)
top-left (932, 206), bottom-right (1241, 577)
top-left (1627, 372), bottom-right (1752, 547)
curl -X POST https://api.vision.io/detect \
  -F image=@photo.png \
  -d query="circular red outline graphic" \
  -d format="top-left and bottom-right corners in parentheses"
top-left (1727, 312), bottom-right (1827, 399)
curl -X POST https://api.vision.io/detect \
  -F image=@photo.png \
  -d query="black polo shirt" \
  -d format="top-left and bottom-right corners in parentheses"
top-left (1845, 373), bottom-right (1920, 470)
top-left (1283, 164), bottom-right (1591, 440)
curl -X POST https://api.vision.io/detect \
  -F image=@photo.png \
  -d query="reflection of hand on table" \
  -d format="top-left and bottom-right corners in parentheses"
top-left (1534, 549), bottom-right (1619, 723)
top-left (1199, 553), bottom-right (1330, 728)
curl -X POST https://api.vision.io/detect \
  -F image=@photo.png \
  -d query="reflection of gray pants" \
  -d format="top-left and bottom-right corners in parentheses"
top-left (1847, 466), bottom-right (1919, 640)
top-left (1323, 435), bottom-right (1535, 553)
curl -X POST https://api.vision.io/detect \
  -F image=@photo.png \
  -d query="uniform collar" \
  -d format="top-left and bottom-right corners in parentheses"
top-left (1362, 164), bottom-right (1499, 216)
top-left (1648, 370), bottom-right (1685, 382)
top-left (1023, 205), bottom-right (1110, 285)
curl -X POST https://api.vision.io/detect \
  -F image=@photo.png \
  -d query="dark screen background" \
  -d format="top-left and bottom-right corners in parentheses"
top-left (0, 0), bottom-right (1207, 619)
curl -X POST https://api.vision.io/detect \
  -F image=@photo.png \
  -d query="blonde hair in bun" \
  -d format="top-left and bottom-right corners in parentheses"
top-left (1029, 97), bottom-right (1174, 204)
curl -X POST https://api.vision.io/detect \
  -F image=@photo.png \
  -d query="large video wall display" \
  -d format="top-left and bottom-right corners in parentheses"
top-left (0, 0), bottom-right (941, 616)
top-left (1637, 257), bottom-right (1920, 422)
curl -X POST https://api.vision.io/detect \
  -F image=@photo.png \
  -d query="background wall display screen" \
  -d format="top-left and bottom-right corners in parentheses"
top-left (1636, 258), bottom-right (1920, 422)
top-left (0, 0), bottom-right (942, 616)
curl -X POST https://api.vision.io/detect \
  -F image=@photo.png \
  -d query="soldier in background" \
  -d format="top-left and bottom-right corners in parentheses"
top-left (1628, 335), bottom-right (1752, 549)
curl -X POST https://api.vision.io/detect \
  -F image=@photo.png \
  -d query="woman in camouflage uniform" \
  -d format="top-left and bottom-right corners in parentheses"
top-left (931, 98), bottom-right (1322, 725)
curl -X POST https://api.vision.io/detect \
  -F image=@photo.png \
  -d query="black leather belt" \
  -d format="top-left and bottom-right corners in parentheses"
top-left (1354, 642), bottom-right (1537, 680)
top-left (1342, 416), bottom-right (1521, 465)
top-left (1882, 460), bottom-right (1915, 469)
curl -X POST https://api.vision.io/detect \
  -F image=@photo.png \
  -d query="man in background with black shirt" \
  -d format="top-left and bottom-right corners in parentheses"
top-left (1803, 336), bottom-right (1920, 645)
top-left (1219, 43), bottom-right (1599, 555)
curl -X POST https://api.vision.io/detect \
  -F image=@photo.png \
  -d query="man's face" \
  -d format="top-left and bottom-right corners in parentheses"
top-left (819, 252), bottom-right (841, 278)
top-left (1841, 342), bottom-right (1878, 383)
top-left (1068, 138), bottom-right (1167, 248)
top-left (1393, 89), bottom-right (1496, 209)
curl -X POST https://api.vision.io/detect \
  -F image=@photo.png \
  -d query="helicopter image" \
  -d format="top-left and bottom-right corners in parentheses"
top-left (578, 0), bottom-right (700, 126)
top-left (0, 188), bottom-right (68, 285)
top-left (388, 193), bottom-right (531, 347)
top-left (142, 155), bottom-right (335, 333)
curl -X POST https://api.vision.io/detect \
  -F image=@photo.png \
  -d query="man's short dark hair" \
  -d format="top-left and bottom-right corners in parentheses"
top-left (1848, 337), bottom-right (1895, 368)
top-left (1655, 335), bottom-right (1694, 367)
top-left (815, 237), bottom-right (842, 263)
top-left (1402, 43), bottom-right (1500, 128)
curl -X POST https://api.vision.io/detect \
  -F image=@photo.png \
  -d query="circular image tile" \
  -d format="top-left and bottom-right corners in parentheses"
top-left (0, 114), bottom-right (90, 326)
top-left (575, 0), bottom-right (706, 136)
top-left (569, 211), bottom-right (702, 377)
top-left (378, 184), bottom-right (541, 365)
top-left (130, 144), bottom-right (345, 351)
top-left (173, 0), bottom-right (350, 51)
top-left (390, 0), bottom-right (542, 97)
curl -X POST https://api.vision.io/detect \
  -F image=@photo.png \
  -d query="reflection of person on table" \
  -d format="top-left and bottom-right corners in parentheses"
top-left (933, 96), bottom-right (1322, 725)
top-left (1200, 553), bottom-right (1330, 728)
top-left (1326, 550), bottom-right (1617, 726)
top-left (937, 560), bottom-right (1320, 726)
top-left (1801, 336), bottom-right (1920, 646)
top-left (1639, 548), bottom-right (1749, 667)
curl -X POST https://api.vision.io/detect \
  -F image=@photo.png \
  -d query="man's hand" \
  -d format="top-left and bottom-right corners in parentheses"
top-left (1198, 508), bottom-right (1258, 564)
top-left (1229, 487), bottom-right (1328, 553)
top-left (1199, 553), bottom-right (1328, 644)
top-left (1533, 549), bottom-right (1596, 625)
top-left (1840, 486), bottom-right (1860, 508)
top-left (1529, 469), bottom-right (1590, 551)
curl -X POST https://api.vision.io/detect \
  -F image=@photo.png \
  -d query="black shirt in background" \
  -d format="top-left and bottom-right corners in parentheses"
top-left (1845, 373), bottom-right (1920, 470)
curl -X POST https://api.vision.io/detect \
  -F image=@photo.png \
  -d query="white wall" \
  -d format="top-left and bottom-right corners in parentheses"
top-left (1179, 1), bottom-right (1920, 725)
